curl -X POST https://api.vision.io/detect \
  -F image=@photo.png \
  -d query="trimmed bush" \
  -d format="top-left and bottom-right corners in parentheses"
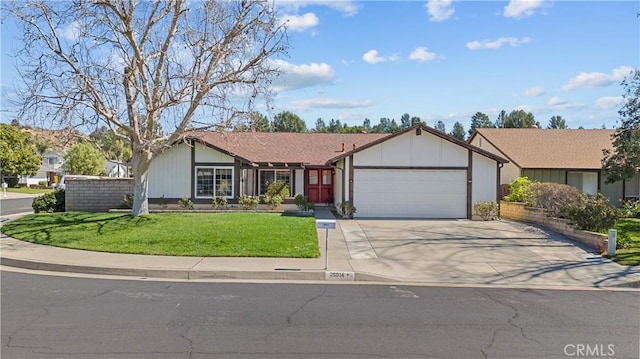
top-left (212, 196), bottom-right (228, 210)
top-left (178, 196), bottom-right (194, 210)
top-left (504, 177), bottom-right (533, 204)
top-left (529, 182), bottom-right (585, 218)
top-left (238, 195), bottom-right (259, 210)
top-left (294, 193), bottom-right (307, 210)
top-left (32, 190), bottom-right (65, 213)
top-left (474, 201), bottom-right (499, 221)
top-left (567, 194), bottom-right (619, 233)
top-left (620, 200), bottom-right (640, 218)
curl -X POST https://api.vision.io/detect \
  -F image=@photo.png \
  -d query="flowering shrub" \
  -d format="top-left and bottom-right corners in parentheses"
top-left (567, 194), bottom-right (619, 232)
top-left (237, 195), bottom-right (259, 210)
top-left (529, 182), bottom-right (585, 218)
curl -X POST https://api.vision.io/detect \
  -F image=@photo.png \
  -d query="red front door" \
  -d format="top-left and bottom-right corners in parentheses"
top-left (307, 168), bottom-right (333, 203)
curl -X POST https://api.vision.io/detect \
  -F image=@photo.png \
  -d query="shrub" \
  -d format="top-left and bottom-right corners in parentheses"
top-left (121, 194), bottom-right (134, 209)
top-left (237, 195), bottom-right (259, 210)
top-left (529, 182), bottom-right (585, 218)
top-left (263, 194), bottom-right (283, 210)
top-left (38, 180), bottom-right (48, 186)
top-left (212, 196), bottom-right (228, 210)
top-left (158, 195), bottom-right (168, 209)
top-left (178, 196), bottom-right (194, 210)
top-left (266, 180), bottom-right (290, 198)
top-left (504, 177), bottom-right (533, 203)
top-left (294, 193), bottom-right (307, 210)
top-left (620, 200), bottom-right (640, 218)
top-left (474, 201), bottom-right (499, 221)
top-left (32, 190), bottom-right (65, 213)
top-left (337, 201), bottom-right (356, 219)
top-left (567, 194), bottom-right (619, 233)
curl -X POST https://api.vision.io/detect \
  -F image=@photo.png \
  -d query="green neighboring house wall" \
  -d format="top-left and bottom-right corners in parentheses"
top-left (521, 169), bottom-right (566, 184)
top-left (521, 169), bottom-right (625, 205)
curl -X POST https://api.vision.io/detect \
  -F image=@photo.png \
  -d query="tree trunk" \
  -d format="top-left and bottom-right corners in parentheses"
top-left (131, 147), bottom-right (153, 216)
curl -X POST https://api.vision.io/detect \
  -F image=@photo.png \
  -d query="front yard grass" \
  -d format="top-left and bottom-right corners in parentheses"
top-left (1, 212), bottom-right (320, 258)
top-left (6, 187), bottom-right (53, 195)
top-left (610, 218), bottom-right (640, 266)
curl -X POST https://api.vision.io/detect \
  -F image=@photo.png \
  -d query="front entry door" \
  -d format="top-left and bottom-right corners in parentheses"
top-left (307, 168), bottom-right (333, 203)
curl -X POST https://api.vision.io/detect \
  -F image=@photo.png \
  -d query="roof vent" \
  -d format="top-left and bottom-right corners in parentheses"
top-left (352, 143), bottom-right (356, 150)
top-left (342, 143), bottom-right (345, 152)
top-left (416, 128), bottom-right (422, 136)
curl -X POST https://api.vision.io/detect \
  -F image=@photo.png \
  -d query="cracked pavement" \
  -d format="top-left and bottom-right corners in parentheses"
top-left (2, 271), bottom-right (639, 358)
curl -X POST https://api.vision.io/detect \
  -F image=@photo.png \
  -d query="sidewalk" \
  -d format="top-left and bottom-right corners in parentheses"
top-left (1, 208), bottom-right (639, 288)
top-left (0, 191), bottom-right (40, 200)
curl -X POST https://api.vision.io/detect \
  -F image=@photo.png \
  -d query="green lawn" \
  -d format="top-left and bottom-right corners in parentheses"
top-left (6, 187), bottom-right (53, 195)
top-left (610, 218), bottom-right (640, 266)
top-left (1, 212), bottom-right (320, 258)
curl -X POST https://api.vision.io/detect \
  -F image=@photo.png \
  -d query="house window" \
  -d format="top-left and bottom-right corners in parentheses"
top-left (259, 169), bottom-right (290, 195)
top-left (196, 167), bottom-right (234, 198)
top-left (625, 172), bottom-right (640, 200)
top-left (567, 171), bottom-right (598, 196)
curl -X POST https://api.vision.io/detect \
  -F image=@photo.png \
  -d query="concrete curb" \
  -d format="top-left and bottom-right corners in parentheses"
top-left (0, 256), bottom-right (393, 282)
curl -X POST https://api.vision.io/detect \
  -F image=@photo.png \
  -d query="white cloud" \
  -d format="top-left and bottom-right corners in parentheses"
top-left (523, 86), bottom-right (545, 97)
top-left (363, 49), bottom-right (388, 64)
top-left (595, 96), bottom-right (623, 110)
top-left (59, 20), bottom-right (83, 41)
top-left (271, 59), bottom-right (335, 91)
top-left (280, 12), bottom-right (319, 32)
top-left (290, 98), bottom-right (374, 111)
top-left (275, 1), bottom-right (359, 17)
top-left (409, 47), bottom-right (438, 62)
top-left (546, 97), bottom-right (586, 111)
top-left (503, 0), bottom-right (546, 19)
top-left (562, 66), bottom-right (635, 91)
top-left (548, 96), bottom-right (566, 106)
top-left (425, 0), bottom-right (455, 22)
top-left (466, 36), bottom-right (531, 50)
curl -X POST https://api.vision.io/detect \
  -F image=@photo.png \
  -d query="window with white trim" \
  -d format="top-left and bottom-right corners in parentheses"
top-left (259, 169), bottom-right (290, 195)
top-left (196, 167), bottom-right (233, 198)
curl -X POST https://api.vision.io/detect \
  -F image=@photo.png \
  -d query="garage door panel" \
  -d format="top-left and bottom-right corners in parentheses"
top-left (353, 169), bottom-right (466, 218)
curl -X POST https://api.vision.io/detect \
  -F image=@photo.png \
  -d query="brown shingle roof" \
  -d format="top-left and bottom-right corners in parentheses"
top-left (187, 132), bottom-right (388, 166)
top-left (473, 128), bottom-right (615, 169)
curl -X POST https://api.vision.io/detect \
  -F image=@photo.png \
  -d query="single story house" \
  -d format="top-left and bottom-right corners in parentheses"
top-left (148, 124), bottom-right (508, 219)
top-left (19, 150), bottom-right (65, 186)
top-left (468, 128), bottom-right (640, 204)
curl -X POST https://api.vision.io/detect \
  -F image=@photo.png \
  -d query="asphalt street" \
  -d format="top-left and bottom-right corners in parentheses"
top-left (0, 197), bottom-right (34, 217)
top-left (2, 271), bottom-right (638, 359)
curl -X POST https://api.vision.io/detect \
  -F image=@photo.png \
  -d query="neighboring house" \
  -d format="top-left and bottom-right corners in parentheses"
top-left (468, 128), bottom-right (640, 204)
top-left (148, 124), bottom-right (507, 219)
top-left (20, 150), bottom-right (65, 186)
top-left (106, 160), bottom-right (131, 178)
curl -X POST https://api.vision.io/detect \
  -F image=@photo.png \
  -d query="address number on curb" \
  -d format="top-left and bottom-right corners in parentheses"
top-left (325, 271), bottom-right (355, 281)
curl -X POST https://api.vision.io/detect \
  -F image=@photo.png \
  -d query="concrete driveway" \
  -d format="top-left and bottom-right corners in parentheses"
top-left (339, 219), bottom-right (640, 287)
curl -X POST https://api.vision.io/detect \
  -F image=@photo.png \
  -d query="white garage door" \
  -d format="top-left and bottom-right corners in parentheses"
top-left (353, 169), bottom-right (467, 218)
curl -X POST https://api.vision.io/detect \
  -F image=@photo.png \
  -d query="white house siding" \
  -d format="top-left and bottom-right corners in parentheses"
top-left (294, 169), bottom-right (305, 196)
top-left (333, 160), bottom-right (344, 204)
top-left (149, 144), bottom-right (191, 198)
top-left (472, 152), bottom-right (498, 204)
top-left (470, 135), bottom-right (520, 184)
top-left (194, 142), bottom-right (234, 163)
top-left (355, 131), bottom-right (467, 167)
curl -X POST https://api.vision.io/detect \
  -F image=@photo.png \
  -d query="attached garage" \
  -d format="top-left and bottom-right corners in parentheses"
top-left (354, 169), bottom-right (466, 218)
top-left (328, 125), bottom-right (508, 219)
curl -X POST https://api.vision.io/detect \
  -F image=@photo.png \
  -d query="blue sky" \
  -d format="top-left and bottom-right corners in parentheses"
top-left (270, 0), bottom-right (639, 132)
top-left (1, 1), bottom-right (638, 134)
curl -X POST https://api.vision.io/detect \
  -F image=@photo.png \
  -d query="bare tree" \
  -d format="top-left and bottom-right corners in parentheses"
top-left (8, 0), bottom-right (288, 215)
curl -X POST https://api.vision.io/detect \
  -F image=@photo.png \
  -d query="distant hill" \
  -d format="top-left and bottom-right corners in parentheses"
top-left (22, 127), bottom-right (86, 154)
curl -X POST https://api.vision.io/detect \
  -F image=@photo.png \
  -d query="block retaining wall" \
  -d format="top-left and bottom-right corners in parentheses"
top-left (66, 178), bottom-right (134, 212)
top-left (500, 201), bottom-right (607, 251)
